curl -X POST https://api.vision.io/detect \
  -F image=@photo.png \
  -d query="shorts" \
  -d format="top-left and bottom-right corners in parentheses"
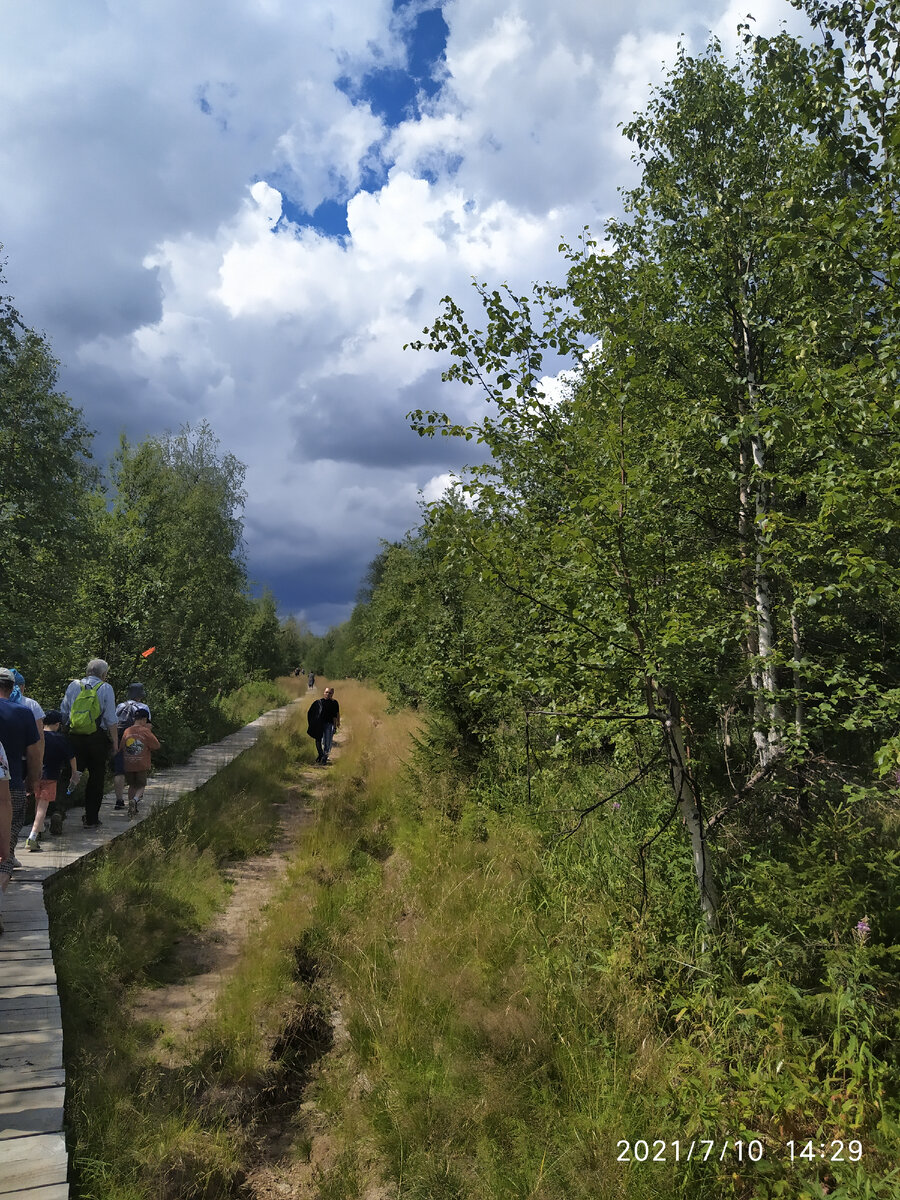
top-left (111, 749), bottom-right (125, 774)
top-left (34, 779), bottom-right (58, 804)
top-left (124, 769), bottom-right (147, 788)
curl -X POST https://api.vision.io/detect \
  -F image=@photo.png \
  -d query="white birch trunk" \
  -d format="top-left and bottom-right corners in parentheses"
top-left (739, 286), bottom-right (783, 769)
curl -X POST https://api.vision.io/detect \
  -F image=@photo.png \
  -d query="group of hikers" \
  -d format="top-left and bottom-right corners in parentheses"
top-left (0, 657), bottom-right (341, 934)
top-left (0, 657), bottom-right (159, 933)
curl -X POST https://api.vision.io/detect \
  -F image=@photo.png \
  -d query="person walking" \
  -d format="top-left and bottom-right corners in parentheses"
top-left (61, 658), bottom-right (118, 827)
top-left (0, 668), bottom-right (42, 863)
top-left (307, 686), bottom-right (340, 765)
top-left (11, 669), bottom-right (45, 832)
top-left (120, 705), bottom-right (160, 817)
top-left (112, 682), bottom-right (150, 810)
top-left (307, 670), bottom-right (315, 689)
top-left (24, 711), bottom-right (78, 850)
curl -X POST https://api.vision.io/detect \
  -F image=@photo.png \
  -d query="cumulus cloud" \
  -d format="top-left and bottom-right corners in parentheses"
top-left (0, 0), bottom-right (805, 628)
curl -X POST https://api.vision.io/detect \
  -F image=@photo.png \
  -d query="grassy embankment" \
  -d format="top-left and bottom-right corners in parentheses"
top-left (50, 679), bottom-right (899, 1199)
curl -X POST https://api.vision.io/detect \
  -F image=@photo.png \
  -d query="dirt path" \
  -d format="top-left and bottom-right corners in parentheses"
top-left (130, 779), bottom-right (320, 1059)
top-left (130, 709), bottom-right (395, 1198)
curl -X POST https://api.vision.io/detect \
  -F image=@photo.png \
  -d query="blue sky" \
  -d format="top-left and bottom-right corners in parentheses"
top-left (0, 0), bottom-right (803, 631)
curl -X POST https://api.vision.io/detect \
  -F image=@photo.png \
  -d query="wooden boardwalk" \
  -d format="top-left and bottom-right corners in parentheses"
top-left (0, 698), bottom-right (303, 1197)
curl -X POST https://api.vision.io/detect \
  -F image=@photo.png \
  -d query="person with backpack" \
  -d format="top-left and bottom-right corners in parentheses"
top-left (120, 705), bottom-right (160, 817)
top-left (60, 658), bottom-right (118, 827)
top-left (111, 682), bottom-right (151, 811)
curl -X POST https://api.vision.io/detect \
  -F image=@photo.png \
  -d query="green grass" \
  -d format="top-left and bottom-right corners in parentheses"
top-left (211, 677), bottom-right (292, 731)
top-left (47, 681), bottom-right (900, 1199)
top-left (46, 702), bottom-right (317, 1199)
top-left (283, 695), bottom-right (900, 1200)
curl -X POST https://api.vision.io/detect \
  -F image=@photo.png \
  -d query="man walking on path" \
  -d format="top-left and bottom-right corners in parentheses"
top-left (61, 658), bottom-right (118, 827)
top-left (0, 668), bottom-right (42, 863)
top-left (307, 686), bottom-right (340, 765)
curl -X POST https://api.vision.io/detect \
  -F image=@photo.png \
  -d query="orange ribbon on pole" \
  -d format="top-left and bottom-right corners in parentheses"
top-left (141, 647), bottom-right (156, 658)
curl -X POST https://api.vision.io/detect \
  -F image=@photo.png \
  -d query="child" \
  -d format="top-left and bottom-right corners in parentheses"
top-left (120, 705), bottom-right (160, 818)
top-left (112, 682), bottom-right (151, 810)
top-left (26, 710), bottom-right (78, 849)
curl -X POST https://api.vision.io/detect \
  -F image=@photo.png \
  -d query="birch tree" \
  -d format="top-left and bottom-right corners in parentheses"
top-left (406, 22), bottom-right (900, 923)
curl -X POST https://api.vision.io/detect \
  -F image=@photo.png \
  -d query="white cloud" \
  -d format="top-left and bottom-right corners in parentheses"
top-left (0, 0), bottom-right (812, 628)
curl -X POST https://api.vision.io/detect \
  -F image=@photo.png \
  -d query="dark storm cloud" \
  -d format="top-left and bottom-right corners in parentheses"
top-left (290, 371), bottom-right (477, 469)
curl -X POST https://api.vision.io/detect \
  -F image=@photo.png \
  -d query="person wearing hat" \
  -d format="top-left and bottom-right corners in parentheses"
top-left (111, 682), bottom-right (151, 811)
top-left (24, 711), bottom-right (78, 850)
top-left (0, 668), bottom-right (42, 863)
top-left (60, 658), bottom-right (118, 827)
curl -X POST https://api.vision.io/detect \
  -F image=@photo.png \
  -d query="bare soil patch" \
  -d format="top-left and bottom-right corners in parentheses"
top-left (131, 779), bottom-right (319, 1061)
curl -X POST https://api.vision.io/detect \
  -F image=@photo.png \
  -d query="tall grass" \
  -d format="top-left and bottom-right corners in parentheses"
top-left (288, 697), bottom-right (900, 1200)
top-left (47, 702), bottom-right (317, 1199)
top-left (48, 681), bottom-right (900, 1198)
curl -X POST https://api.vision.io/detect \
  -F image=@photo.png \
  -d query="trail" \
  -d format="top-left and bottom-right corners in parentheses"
top-left (128, 710), bottom-right (390, 1199)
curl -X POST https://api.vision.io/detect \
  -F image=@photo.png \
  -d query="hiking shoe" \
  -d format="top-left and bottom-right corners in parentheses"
top-left (127, 799), bottom-right (138, 819)
top-left (25, 837), bottom-right (41, 853)
top-left (114, 801), bottom-right (125, 810)
top-left (81, 816), bottom-right (102, 828)
top-left (49, 811), bottom-right (63, 836)
top-left (9, 855), bottom-right (22, 868)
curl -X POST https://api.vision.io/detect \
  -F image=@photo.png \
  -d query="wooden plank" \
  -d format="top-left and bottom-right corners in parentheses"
top-left (0, 932), bottom-right (50, 954)
top-left (0, 1086), bottom-right (65, 1138)
top-left (0, 1068), bottom-right (65, 1093)
top-left (0, 1184), bottom-right (68, 1200)
top-left (0, 960), bottom-right (57, 987)
top-left (0, 986), bottom-right (58, 1004)
top-left (0, 1029), bottom-right (62, 1071)
top-left (0, 1132), bottom-right (68, 1191)
top-left (0, 997), bottom-right (61, 1036)
top-left (0, 916), bottom-right (49, 934)
top-left (0, 950), bottom-right (53, 963)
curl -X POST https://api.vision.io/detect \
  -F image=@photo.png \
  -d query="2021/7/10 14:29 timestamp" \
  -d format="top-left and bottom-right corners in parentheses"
top-left (615, 1139), bottom-right (864, 1164)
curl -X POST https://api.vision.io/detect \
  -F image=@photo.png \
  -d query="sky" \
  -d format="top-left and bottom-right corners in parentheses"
top-left (0, 0), bottom-right (807, 632)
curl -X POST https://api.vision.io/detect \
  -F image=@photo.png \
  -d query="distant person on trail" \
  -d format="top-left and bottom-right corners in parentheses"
top-left (307, 686), bottom-right (340, 766)
top-left (112, 682), bottom-right (151, 810)
top-left (120, 706), bottom-right (160, 818)
top-left (25, 711), bottom-right (78, 850)
top-left (61, 658), bottom-right (118, 828)
top-left (0, 668), bottom-right (42, 866)
top-left (307, 671), bottom-right (315, 689)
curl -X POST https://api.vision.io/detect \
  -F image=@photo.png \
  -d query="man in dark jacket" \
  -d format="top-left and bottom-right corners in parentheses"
top-left (307, 687), bottom-right (340, 765)
top-left (0, 667), bottom-right (42, 866)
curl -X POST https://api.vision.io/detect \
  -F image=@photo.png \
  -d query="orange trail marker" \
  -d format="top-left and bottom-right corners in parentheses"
top-left (141, 646), bottom-right (156, 657)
